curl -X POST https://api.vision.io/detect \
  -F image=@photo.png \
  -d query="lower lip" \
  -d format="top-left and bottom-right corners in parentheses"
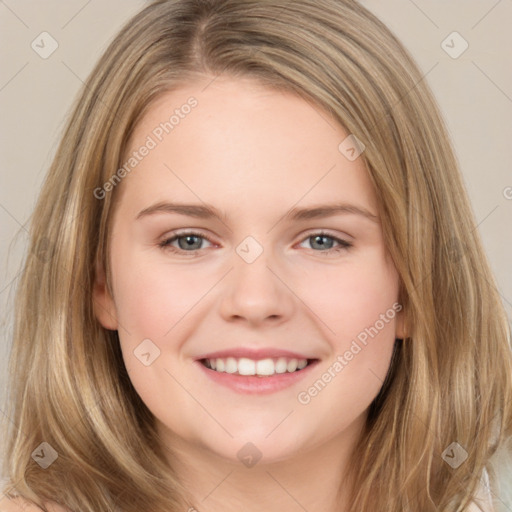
top-left (196, 360), bottom-right (319, 395)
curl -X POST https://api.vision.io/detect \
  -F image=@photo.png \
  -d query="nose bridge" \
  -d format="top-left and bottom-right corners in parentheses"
top-left (232, 235), bottom-right (278, 296)
top-left (218, 235), bottom-right (294, 324)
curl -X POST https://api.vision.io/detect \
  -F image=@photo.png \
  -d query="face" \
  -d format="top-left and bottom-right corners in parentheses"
top-left (94, 76), bottom-right (404, 467)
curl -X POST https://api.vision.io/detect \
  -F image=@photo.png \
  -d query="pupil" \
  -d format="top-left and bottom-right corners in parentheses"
top-left (312, 235), bottom-right (333, 250)
top-left (179, 235), bottom-right (201, 250)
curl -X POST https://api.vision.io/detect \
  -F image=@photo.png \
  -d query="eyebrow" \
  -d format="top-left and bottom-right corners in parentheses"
top-left (136, 201), bottom-right (379, 223)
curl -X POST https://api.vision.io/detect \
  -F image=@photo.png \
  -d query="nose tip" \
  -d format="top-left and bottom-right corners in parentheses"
top-left (218, 247), bottom-right (294, 326)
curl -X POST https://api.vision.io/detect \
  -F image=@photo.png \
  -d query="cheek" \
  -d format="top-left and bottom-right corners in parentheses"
top-left (295, 251), bottom-right (400, 405)
top-left (297, 251), bottom-right (400, 344)
top-left (109, 253), bottom-right (206, 430)
top-left (111, 252), bottom-right (215, 339)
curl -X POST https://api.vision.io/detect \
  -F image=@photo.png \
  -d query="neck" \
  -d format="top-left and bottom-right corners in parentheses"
top-left (158, 416), bottom-right (365, 512)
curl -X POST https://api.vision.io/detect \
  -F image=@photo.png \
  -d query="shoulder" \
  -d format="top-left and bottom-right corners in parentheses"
top-left (0, 498), bottom-right (68, 512)
top-left (0, 497), bottom-right (37, 512)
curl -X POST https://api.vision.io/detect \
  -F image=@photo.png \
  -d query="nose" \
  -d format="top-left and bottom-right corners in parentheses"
top-left (218, 247), bottom-right (295, 327)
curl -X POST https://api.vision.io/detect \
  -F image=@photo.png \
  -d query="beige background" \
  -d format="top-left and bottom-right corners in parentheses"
top-left (1, 0), bottom-right (511, 506)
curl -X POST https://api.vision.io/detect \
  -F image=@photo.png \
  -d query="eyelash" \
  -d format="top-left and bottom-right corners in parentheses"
top-left (158, 231), bottom-right (353, 256)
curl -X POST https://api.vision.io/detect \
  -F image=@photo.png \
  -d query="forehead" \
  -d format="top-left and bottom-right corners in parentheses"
top-left (118, 76), bottom-right (377, 218)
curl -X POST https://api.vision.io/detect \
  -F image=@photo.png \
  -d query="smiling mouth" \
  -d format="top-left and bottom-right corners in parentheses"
top-left (200, 357), bottom-right (318, 377)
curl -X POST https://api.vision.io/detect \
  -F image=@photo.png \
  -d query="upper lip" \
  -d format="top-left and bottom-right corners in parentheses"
top-left (196, 347), bottom-right (317, 361)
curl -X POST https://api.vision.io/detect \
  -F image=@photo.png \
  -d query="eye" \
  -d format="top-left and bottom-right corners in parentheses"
top-left (298, 232), bottom-right (352, 254)
top-left (159, 231), bottom-right (215, 253)
top-left (158, 230), bottom-right (352, 255)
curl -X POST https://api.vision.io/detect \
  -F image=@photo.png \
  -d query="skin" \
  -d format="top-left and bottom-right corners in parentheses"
top-left (94, 76), bottom-right (405, 512)
top-left (0, 498), bottom-right (67, 512)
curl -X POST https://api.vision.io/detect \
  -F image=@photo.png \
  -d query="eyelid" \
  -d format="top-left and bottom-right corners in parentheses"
top-left (296, 230), bottom-right (353, 253)
top-left (299, 228), bottom-right (353, 242)
top-left (158, 228), bottom-right (353, 255)
top-left (159, 229), bottom-right (217, 247)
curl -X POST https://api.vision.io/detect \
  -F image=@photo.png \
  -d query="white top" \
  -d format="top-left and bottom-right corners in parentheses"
top-left (468, 468), bottom-right (494, 511)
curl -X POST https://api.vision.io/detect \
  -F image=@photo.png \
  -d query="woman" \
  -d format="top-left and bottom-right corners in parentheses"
top-left (2, 0), bottom-right (510, 510)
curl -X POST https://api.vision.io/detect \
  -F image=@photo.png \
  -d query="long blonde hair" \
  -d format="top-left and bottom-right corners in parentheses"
top-left (2, 0), bottom-right (511, 510)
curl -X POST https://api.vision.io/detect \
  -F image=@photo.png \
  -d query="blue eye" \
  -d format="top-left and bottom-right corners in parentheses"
top-left (159, 232), bottom-right (214, 252)
top-left (299, 233), bottom-right (352, 253)
top-left (159, 231), bottom-right (352, 255)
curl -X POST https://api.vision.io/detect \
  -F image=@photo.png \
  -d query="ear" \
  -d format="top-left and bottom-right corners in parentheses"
top-left (92, 259), bottom-right (118, 330)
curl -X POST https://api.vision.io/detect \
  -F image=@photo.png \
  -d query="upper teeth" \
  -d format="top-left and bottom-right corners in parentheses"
top-left (204, 357), bottom-right (308, 376)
